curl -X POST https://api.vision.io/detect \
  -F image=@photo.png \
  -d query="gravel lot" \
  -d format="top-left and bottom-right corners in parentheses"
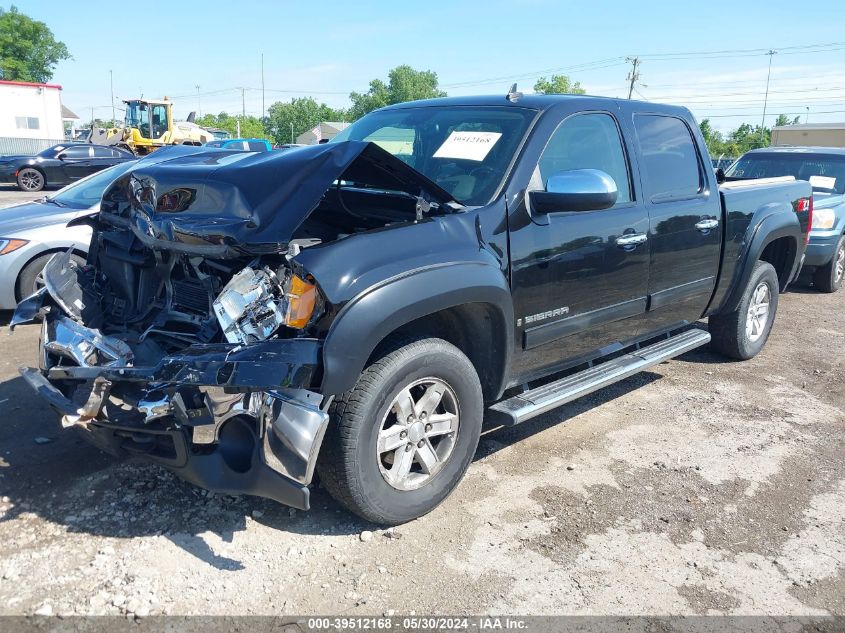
top-left (0, 271), bottom-right (842, 617)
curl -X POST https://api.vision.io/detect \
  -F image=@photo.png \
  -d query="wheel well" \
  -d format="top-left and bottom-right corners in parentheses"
top-left (15, 248), bottom-right (87, 299)
top-left (369, 303), bottom-right (508, 402)
top-left (759, 236), bottom-right (796, 290)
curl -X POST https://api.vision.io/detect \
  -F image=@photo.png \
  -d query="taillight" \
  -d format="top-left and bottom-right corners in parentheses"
top-left (795, 197), bottom-right (812, 244)
top-left (806, 197), bottom-right (813, 245)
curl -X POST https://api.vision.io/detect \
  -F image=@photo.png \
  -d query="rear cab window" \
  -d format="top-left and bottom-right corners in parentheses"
top-left (634, 114), bottom-right (704, 202)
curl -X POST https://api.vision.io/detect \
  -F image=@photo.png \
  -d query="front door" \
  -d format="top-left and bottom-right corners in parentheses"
top-left (57, 145), bottom-right (95, 182)
top-left (509, 111), bottom-right (650, 383)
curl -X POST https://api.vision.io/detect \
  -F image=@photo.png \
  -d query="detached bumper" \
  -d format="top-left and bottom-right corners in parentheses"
top-left (16, 298), bottom-right (329, 510)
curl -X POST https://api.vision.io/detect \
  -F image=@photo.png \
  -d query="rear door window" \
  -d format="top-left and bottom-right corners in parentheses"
top-left (634, 115), bottom-right (703, 202)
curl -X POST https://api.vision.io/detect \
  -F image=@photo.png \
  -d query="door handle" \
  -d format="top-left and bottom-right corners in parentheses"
top-left (695, 218), bottom-right (719, 232)
top-left (615, 233), bottom-right (648, 247)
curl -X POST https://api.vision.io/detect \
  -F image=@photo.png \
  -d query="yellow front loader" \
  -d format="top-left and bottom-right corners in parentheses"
top-left (88, 97), bottom-right (213, 155)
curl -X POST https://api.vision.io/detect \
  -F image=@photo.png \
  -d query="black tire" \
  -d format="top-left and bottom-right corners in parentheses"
top-left (317, 337), bottom-right (483, 525)
top-left (16, 252), bottom-right (85, 302)
top-left (812, 235), bottom-right (845, 293)
top-left (16, 167), bottom-right (45, 192)
top-left (709, 260), bottom-right (779, 360)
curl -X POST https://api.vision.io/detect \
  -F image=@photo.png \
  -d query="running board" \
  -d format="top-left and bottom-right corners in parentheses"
top-left (487, 329), bottom-right (711, 426)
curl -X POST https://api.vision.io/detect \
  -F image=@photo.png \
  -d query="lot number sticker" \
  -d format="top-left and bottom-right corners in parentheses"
top-left (809, 175), bottom-right (836, 189)
top-left (433, 131), bottom-right (502, 161)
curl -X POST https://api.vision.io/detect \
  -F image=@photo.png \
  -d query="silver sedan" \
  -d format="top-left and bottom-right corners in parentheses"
top-left (0, 161), bottom-right (136, 309)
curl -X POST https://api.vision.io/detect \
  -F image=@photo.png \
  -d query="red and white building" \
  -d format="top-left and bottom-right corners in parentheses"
top-left (0, 79), bottom-right (65, 140)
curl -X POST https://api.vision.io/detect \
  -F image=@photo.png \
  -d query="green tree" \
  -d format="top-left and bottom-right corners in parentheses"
top-left (195, 112), bottom-right (267, 139)
top-left (0, 5), bottom-right (70, 83)
top-left (265, 97), bottom-right (346, 145)
top-left (774, 114), bottom-right (802, 127)
top-left (698, 118), bottom-right (728, 158)
top-left (533, 74), bottom-right (586, 95)
top-left (349, 65), bottom-right (446, 120)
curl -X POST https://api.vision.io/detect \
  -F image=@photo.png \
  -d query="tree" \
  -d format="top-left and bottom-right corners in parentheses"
top-left (265, 97), bottom-right (347, 145)
top-left (533, 75), bottom-right (586, 95)
top-left (195, 112), bottom-right (267, 139)
top-left (349, 65), bottom-right (446, 120)
top-left (698, 118), bottom-right (727, 157)
top-left (0, 5), bottom-right (70, 83)
top-left (774, 114), bottom-right (802, 127)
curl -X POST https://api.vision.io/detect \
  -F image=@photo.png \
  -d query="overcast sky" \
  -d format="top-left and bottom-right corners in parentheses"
top-left (14, 0), bottom-right (845, 132)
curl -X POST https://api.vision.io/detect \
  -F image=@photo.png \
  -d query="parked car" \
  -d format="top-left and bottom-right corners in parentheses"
top-left (0, 161), bottom-right (136, 309)
top-left (0, 144), bottom-right (135, 192)
top-left (204, 138), bottom-right (272, 151)
top-left (12, 95), bottom-right (810, 525)
top-left (726, 146), bottom-right (845, 292)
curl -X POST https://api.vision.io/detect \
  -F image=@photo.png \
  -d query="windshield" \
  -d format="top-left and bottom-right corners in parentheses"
top-left (726, 153), bottom-right (845, 195)
top-left (49, 161), bottom-right (137, 209)
top-left (125, 101), bottom-right (150, 138)
top-left (38, 145), bottom-right (67, 157)
top-left (331, 105), bottom-right (536, 205)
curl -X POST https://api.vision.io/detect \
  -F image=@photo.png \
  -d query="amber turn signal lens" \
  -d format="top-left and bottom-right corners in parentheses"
top-left (285, 274), bottom-right (317, 329)
top-left (0, 238), bottom-right (29, 255)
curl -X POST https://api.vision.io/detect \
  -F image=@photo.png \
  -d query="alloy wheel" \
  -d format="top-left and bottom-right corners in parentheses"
top-left (745, 281), bottom-right (771, 343)
top-left (18, 168), bottom-right (44, 191)
top-left (377, 377), bottom-right (460, 491)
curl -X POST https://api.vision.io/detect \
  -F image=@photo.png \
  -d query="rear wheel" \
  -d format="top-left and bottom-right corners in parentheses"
top-left (813, 236), bottom-right (845, 293)
top-left (317, 337), bottom-right (483, 525)
top-left (16, 167), bottom-right (45, 192)
top-left (16, 252), bottom-right (85, 302)
top-left (709, 260), bottom-right (779, 360)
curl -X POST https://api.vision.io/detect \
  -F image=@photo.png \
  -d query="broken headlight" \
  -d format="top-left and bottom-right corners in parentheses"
top-left (212, 267), bottom-right (319, 345)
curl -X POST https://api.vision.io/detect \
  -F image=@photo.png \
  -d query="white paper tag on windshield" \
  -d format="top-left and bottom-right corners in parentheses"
top-left (433, 131), bottom-right (502, 161)
top-left (809, 175), bottom-right (836, 189)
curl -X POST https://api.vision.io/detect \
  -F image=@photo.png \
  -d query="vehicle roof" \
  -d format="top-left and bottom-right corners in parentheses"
top-left (220, 138), bottom-right (268, 143)
top-left (745, 146), bottom-right (845, 156)
top-left (378, 93), bottom-right (689, 116)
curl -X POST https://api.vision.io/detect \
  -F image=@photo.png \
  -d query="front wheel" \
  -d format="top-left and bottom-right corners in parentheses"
top-left (16, 167), bottom-right (45, 192)
top-left (317, 337), bottom-right (483, 524)
top-left (709, 260), bottom-right (780, 360)
top-left (813, 236), bottom-right (845, 293)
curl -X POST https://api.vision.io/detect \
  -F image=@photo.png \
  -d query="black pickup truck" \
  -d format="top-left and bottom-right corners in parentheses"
top-left (12, 94), bottom-right (812, 524)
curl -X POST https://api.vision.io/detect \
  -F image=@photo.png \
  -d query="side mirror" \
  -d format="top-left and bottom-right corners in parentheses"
top-left (530, 169), bottom-right (618, 214)
top-left (57, 153), bottom-right (66, 160)
top-left (714, 167), bottom-right (726, 184)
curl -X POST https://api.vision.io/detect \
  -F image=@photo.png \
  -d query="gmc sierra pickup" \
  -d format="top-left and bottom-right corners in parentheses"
top-left (11, 93), bottom-right (812, 524)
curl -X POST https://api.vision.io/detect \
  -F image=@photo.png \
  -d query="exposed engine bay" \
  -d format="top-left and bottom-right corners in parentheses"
top-left (12, 141), bottom-right (460, 509)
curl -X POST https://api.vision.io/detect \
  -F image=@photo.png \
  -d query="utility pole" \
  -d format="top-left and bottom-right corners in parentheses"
top-left (261, 53), bottom-right (265, 121)
top-left (291, 122), bottom-right (294, 145)
top-left (626, 57), bottom-right (640, 100)
top-left (806, 106), bottom-right (810, 124)
top-left (109, 70), bottom-right (115, 125)
top-left (195, 84), bottom-right (201, 117)
top-left (241, 87), bottom-right (246, 119)
top-left (760, 49), bottom-right (777, 144)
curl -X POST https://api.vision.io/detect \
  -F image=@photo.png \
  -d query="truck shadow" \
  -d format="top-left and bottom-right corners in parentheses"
top-left (0, 348), bottom-right (693, 571)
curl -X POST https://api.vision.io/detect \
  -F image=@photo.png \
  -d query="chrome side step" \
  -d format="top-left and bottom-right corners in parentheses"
top-left (487, 329), bottom-right (711, 426)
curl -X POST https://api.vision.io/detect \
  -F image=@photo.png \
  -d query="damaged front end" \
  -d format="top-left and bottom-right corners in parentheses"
top-left (12, 141), bottom-right (458, 509)
top-left (14, 251), bottom-right (327, 509)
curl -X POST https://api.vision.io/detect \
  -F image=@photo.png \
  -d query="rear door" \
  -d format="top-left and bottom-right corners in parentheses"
top-left (631, 113), bottom-right (722, 333)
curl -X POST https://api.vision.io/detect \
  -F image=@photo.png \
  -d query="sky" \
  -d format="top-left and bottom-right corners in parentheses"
top-left (12, 0), bottom-right (845, 134)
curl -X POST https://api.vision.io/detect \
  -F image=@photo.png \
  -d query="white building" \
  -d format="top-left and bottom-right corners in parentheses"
top-left (0, 79), bottom-right (65, 141)
top-left (296, 121), bottom-right (350, 145)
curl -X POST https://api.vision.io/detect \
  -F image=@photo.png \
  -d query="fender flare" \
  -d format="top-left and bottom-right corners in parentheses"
top-left (319, 261), bottom-right (514, 397)
top-left (717, 210), bottom-right (800, 314)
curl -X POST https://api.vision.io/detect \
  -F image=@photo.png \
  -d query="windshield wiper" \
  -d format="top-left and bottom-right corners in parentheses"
top-left (43, 197), bottom-right (68, 208)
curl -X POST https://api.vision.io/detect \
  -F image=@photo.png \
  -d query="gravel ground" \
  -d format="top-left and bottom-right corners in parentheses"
top-left (0, 280), bottom-right (843, 618)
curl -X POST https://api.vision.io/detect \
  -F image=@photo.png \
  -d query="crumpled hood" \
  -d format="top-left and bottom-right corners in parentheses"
top-left (99, 141), bottom-right (457, 257)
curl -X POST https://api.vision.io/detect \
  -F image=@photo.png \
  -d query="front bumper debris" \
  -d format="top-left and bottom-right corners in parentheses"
top-left (15, 299), bottom-right (329, 510)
